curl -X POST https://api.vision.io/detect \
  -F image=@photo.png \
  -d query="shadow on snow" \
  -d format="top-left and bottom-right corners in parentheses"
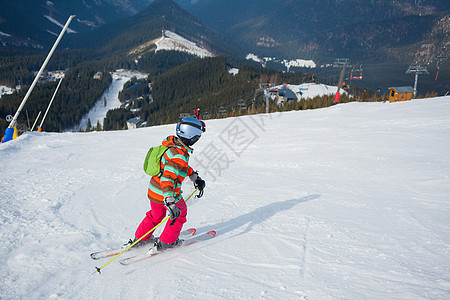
top-left (196, 194), bottom-right (320, 237)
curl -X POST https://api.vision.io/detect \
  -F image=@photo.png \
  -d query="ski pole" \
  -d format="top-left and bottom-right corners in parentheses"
top-left (93, 188), bottom-right (199, 274)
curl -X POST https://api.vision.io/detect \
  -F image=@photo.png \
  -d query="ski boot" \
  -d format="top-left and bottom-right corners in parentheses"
top-left (148, 238), bottom-right (184, 254)
top-left (124, 236), bottom-right (157, 249)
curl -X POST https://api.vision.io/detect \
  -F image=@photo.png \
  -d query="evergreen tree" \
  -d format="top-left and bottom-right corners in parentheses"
top-left (86, 118), bottom-right (92, 132)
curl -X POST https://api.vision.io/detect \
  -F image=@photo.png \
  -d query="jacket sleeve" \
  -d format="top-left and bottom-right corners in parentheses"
top-left (187, 166), bottom-right (194, 177)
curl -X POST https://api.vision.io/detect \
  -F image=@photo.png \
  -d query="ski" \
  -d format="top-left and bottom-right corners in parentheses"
top-left (90, 228), bottom-right (196, 260)
top-left (119, 230), bottom-right (216, 266)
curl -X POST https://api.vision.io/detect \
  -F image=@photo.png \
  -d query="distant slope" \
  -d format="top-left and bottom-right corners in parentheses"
top-left (66, 0), bottom-right (242, 58)
top-left (136, 30), bottom-right (215, 58)
top-left (177, 0), bottom-right (450, 64)
top-left (175, 0), bottom-right (450, 95)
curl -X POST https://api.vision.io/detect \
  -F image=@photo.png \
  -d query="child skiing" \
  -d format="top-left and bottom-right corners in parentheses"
top-left (134, 117), bottom-right (206, 251)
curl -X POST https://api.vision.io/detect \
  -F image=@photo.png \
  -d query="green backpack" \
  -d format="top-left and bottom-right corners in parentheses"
top-left (143, 145), bottom-right (169, 176)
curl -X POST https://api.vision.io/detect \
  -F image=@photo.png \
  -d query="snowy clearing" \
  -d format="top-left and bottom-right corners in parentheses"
top-left (270, 83), bottom-right (344, 100)
top-left (1, 97), bottom-right (449, 299)
top-left (246, 53), bottom-right (316, 69)
top-left (69, 71), bottom-right (148, 132)
top-left (155, 30), bottom-right (214, 58)
top-left (0, 85), bottom-right (15, 99)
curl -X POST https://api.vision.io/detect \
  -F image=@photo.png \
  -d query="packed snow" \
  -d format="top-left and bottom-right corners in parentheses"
top-left (1, 97), bottom-right (450, 299)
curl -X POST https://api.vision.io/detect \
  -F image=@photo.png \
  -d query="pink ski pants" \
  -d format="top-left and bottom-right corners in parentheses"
top-left (135, 198), bottom-right (187, 244)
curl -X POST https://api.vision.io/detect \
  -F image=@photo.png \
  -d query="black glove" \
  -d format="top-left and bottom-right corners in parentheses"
top-left (195, 177), bottom-right (205, 191)
top-left (195, 177), bottom-right (205, 198)
top-left (164, 197), bottom-right (181, 219)
top-left (190, 171), bottom-right (205, 198)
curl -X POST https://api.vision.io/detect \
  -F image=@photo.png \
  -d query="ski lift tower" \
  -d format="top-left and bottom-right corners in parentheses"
top-left (434, 54), bottom-right (448, 80)
top-left (406, 65), bottom-right (429, 97)
top-left (333, 58), bottom-right (351, 103)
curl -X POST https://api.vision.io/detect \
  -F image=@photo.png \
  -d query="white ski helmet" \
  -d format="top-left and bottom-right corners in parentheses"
top-left (176, 117), bottom-right (206, 146)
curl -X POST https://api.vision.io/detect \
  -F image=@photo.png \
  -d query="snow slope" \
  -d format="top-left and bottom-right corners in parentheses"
top-left (271, 83), bottom-right (344, 100)
top-left (70, 71), bottom-right (148, 132)
top-left (130, 30), bottom-right (214, 59)
top-left (1, 97), bottom-right (449, 299)
top-left (155, 30), bottom-right (214, 58)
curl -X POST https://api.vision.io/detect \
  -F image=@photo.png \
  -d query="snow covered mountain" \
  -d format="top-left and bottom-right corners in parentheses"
top-left (0, 0), bottom-right (238, 58)
top-left (62, 0), bottom-right (238, 58)
top-left (0, 0), bottom-right (153, 48)
top-left (175, 0), bottom-right (450, 94)
top-left (129, 30), bottom-right (215, 60)
top-left (155, 31), bottom-right (214, 58)
top-left (1, 96), bottom-right (449, 299)
top-left (177, 0), bottom-right (450, 62)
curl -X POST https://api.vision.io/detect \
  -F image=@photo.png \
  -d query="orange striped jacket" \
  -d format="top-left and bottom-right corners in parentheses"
top-left (147, 135), bottom-right (194, 204)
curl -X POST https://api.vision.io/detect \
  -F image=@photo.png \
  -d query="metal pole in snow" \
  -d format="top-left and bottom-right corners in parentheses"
top-left (333, 58), bottom-right (350, 104)
top-left (30, 111), bottom-right (42, 132)
top-left (413, 72), bottom-right (418, 97)
top-left (334, 65), bottom-right (346, 103)
top-left (406, 66), bottom-right (428, 98)
top-left (1, 15), bottom-right (75, 143)
top-left (38, 76), bottom-right (64, 131)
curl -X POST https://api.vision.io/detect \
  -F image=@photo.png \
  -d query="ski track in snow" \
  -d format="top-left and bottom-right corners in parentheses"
top-left (1, 97), bottom-right (450, 299)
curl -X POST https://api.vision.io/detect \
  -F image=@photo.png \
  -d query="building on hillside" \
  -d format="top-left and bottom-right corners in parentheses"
top-left (388, 86), bottom-right (414, 102)
top-left (268, 84), bottom-right (299, 105)
top-left (34, 70), bottom-right (65, 83)
top-left (179, 113), bottom-right (194, 118)
top-left (126, 117), bottom-right (145, 129)
top-left (126, 82), bottom-right (143, 91)
top-left (259, 83), bottom-right (276, 89)
top-left (121, 100), bottom-right (132, 109)
top-left (93, 72), bottom-right (103, 80)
